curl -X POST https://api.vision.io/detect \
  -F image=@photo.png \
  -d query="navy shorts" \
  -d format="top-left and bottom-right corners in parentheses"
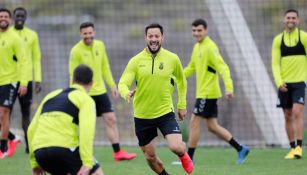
top-left (277, 82), bottom-right (306, 108)
top-left (91, 93), bottom-right (114, 116)
top-left (193, 98), bottom-right (218, 118)
top-left (134, 112), bottom-right (181, 146)
top-left (35, 147), bottom-right (100, 175)
top-left (18, 81), bottom-right (33, 108)
top-left (0, 83), bottom-right (19, 109)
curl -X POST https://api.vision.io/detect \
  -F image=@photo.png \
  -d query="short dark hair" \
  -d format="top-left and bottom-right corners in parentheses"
top-left (192, 19), bottom-right (207, 29)
top-left (0, 8), bottom-right (11, 17)
top-left (13, 7), bottom-right (27, 15)
top-left (73, 64), bottom-right (93, 85)
top-left (80, 22), bottom-right (94, 31)
top-left (284, 9), bottom-right (299, 17)
top-left (145, 23), bottom-right (163, 35)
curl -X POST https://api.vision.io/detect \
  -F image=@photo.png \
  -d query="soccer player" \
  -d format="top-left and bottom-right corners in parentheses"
top-left (7, 7), bottom-right (42, 155)
top-left (182, 19), bottom-right (249, 165)
top-left (69, 22), bottom-right (136, 161)
top-left (119, 23), bottom-right (194, 175)
top-left (272, 9), bottom-right (307, 159)
top-left (28, 64), bottom-right (104, 175)
top-left (0, 8), bottom-right (29, 159)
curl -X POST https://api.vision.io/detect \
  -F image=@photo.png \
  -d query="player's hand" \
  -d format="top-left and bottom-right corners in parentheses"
top-left (127, 89), bottom-right (136, 103)
top-left (18, 85), bottom-right (27, 96)
top-left (177, 109), bottom-right (187, 121)
top-left (225, 92), bottom-right (234, 100)
top-left (111, 87), bottom-right (119, 99)
top-left (32, 167), bottom-right (46, 175)
top-left (279, 83), bottom-right (288, 92)
top-left (35, 82), bottom-right (42, 94)
top-left (77, 165), bottom-right (91, 175)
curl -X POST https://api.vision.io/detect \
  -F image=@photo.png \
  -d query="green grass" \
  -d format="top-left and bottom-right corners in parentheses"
top-left (0, 146), bottom-right (307, 175)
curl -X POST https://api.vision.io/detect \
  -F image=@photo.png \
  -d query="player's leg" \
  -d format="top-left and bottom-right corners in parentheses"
top-left (92, 93), bottom-right (136, 160)
top-left (18, 81), bottom-right (33, 153)
top-left (160, 112), bottom-right (193, 174)
top-left (187, 114), bottom-right (202, 161)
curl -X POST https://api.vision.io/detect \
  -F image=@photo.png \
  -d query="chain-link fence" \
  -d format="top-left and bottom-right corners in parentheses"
top-left (2, 0), bottom-right (307, 147)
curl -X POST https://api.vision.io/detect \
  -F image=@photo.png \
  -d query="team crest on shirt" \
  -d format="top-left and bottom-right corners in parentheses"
top-left (1, 41), bottom-right (5, 46)
top-left (159, 62), bottom-right (164, 70)
top-left (95, 50), bottom-right (99, 56)
top-left (24, 37), bottom-right (28, 42)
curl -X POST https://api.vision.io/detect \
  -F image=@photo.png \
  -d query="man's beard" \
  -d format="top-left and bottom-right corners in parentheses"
top-left (147, 44), bottom-right (161, 54)
top-left (0, 21), bottom-right (9, 30)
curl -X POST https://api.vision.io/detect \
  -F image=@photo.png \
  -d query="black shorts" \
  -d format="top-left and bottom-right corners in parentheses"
top-left (193, 98), bottom-right (218, 118)
top-left (0, 83), bottom-right (19, 109)
top-left (134, 112), bottom-right (181, 146)
top-left (34, 147), bottom-right (100, 175)
top-left (91, 93), bottom-right (114, 116)
top-left (277, 82), bottom-right (306, 108)
top-left (18, 81), bottom-right (33, 107)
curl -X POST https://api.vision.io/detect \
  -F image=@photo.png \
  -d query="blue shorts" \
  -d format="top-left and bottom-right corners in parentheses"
top-left (91, 93), bottom-right (114, 116)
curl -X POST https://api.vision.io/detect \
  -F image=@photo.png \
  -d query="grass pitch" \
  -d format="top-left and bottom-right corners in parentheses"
top-left (0, 146), bottom-right (306, 175)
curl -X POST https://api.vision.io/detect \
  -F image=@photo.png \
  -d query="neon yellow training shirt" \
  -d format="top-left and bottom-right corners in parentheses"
top-left (0, 27), bottom-right (29, 86)
top-left (184, 36), bottom-right (233, 99)
top-left (12, 26), bottom-right (42, 82)
top-left (69, 40), bottom-right (116, 96)
top-left (28, 84), bottom-right (96, 169)
top-left (119, 48), bottom-right (187, 119)
top-left (272, 28), bottom-right (307, 88)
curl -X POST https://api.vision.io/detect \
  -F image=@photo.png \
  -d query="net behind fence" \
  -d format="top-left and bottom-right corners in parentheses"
top-left (2, 0), bottom-right (307, 147)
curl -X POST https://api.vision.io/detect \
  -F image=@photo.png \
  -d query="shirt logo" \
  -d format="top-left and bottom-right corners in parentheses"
top-left (159, 62), bottom-right (164, 70)
top-left (139, 64), bottom-right (146, 67)
top-left (24, 37), bottom-right (28, 42)
top-left (95, 50), bottom-right (99, 56)
top-left (2, 41), bottom-right (5, 46)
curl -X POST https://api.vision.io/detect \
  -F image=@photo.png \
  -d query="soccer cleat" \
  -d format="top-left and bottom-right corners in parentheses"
top-left (179, 152), bottom-right (194, 174)
top-left (7, 137), bottom-right (21, 157)
top-left (294, 146), bottom-right (303, 159)
top-left (284, 148), bottom-right (296, 159)
top-left (237, 145), bottom-right (250, 164)
top-left (113, 149), bottom-right (137, 161)
top-left (0, 151), bottom-right (7, 159)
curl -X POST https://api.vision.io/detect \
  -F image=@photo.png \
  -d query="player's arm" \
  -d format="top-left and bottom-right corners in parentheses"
top-left (78, 95), bottom-right (96, 168)
top-left (69, 49), bottom-right (81, 85)
top-left (271, 36), bottom-right (283, 88)
top-left (183, 48), bottom-right (196, 78)
top-left (173, 56), bottom-right (187, 120)
top-left (32, 32), bottom-right (42, 93)
top-left (118, 58), bottom-right (137, 102)
top-left (14, 36), bottom-right (29, 96)
top-left (101, 44), bottom-right (116, 89)
top-left (27, 99), bottom-right (44, 169)
top-left (210, 47), bottom-right (233, 95)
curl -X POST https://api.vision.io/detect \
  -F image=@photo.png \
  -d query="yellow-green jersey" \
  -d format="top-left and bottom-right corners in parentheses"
top-left (12, 26), bottom-right (42, 82)
top-left (272, 28), bottom-right (307, 88)
top-left (0, 27), bottom-right (29, 86)
top-left (28, 84), bottom-right (96, 169)
top-left (119, 48), bottom-right (187, 119)
top-left (69, 40), bottom-right (116, 96)
top-left (184, 36), bottom-right (233, 99)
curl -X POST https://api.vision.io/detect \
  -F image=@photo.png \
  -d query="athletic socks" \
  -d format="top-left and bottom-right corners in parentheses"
top-left (0, 140), bottom-right (8, 152)
top-left (8, 131), bottom-right (15, 141)
top-left (159, 169), bottom-right (169, 175)
top-left (112, 143), bottom-right (120, 153)
top-left (229, 137), bottom-right (242, 152)
top-left (290, 141), bottom-right (296, 148)
top-left (297, 140), bottom-right (303, 147)
top-left (187, 147), bottom-right (196, 160)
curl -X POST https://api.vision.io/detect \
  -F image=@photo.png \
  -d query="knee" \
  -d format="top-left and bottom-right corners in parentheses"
top-left (105, 114), bottom-right (117, 126)
top-left (189, 118), bottom-right (199, 130)
top-left (207, 124), bottom-right (217, 133)
top-left (284, 112), bottom-right (293, 122)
